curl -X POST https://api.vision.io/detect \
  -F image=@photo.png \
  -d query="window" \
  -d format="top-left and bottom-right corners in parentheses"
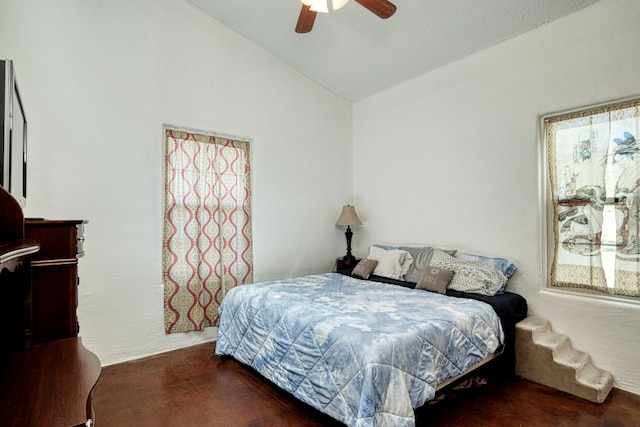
top-left (163, 127), bottom-right (253, 333)
top-left (545, 98), bottom-right (640, 298)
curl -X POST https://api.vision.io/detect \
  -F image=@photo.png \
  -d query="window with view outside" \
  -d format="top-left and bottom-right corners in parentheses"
top-left (545, 99), bottom-right (640, 298)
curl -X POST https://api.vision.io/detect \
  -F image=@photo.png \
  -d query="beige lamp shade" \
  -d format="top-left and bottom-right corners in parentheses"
top-left (336, 205), bottom-right (362, 226)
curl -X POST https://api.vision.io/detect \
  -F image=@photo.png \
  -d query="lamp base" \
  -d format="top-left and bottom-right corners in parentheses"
top-left (342, 254), bottom-right (356, 264)
top-left (342, 226), bottom-right (356, 266)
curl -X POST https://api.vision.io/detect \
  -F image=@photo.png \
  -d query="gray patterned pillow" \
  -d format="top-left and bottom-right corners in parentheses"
top-left (352, 258), bottom-right (378, 280)
top-left (430, 249), bottom-right (507, 296)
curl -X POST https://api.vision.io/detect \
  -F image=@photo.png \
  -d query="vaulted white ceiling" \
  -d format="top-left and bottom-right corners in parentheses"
top-left (186, 0), bottom-right (601, 101)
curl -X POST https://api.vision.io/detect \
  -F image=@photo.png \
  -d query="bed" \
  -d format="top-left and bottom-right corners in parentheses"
top-left (215, 246), bottom-right (527, 427)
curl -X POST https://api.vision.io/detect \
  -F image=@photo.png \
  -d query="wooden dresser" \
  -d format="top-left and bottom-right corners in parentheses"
top-left (25, 219), bottom-right (87, 343)
top-left (0, 187), bottom-right (100, 426)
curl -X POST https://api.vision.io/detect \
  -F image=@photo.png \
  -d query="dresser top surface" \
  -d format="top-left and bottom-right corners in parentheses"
top-left (25, 219), bottom-right (87, 225)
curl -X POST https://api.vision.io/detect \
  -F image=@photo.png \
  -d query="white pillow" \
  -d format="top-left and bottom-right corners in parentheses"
top-left (367, 246), bottom-right (414, 280)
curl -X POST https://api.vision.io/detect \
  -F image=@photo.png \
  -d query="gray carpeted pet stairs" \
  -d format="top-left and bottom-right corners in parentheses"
top-left (515, 316), bottom-right (613, 403)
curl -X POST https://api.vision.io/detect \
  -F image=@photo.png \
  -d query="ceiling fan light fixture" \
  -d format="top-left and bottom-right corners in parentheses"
top-left (304, 0), bottom-right (328, 13)
top-left (296, 0), bottom-right (395, 34)
top-left (333, 0), bottom-right (350, 10)
top-left (300, 0), bottom-right (349, 13)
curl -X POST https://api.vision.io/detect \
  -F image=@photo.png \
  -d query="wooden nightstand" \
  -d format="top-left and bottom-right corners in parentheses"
top-left (336, 257), bottom-right (361, 271)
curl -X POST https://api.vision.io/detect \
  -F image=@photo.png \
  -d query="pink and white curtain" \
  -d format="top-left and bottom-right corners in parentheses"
top-left (163, 128), bottom-right (253, 333)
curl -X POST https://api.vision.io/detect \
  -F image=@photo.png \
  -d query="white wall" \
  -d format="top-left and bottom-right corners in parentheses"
top-left (353, 0), bottom-right (640, 394)
top-left (0, 0), bottom-right (353, 365)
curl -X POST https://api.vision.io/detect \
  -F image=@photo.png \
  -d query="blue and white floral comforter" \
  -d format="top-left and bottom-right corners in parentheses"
top-left (215, 273), bottom-right (504, 427)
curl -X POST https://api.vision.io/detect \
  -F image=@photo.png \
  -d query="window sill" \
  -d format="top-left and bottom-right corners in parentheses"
top-left (540, 286), bottom-right (640, 308)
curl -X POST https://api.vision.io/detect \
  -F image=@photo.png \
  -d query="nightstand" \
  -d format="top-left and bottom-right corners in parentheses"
top-left (336, 257), bottom-right (361, 271)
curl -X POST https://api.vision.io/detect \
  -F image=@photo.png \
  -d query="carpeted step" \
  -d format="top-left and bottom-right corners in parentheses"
top-left (515, 316), bottom-right (613, 403)
top-left (555, 345), bottom-right (589, 370)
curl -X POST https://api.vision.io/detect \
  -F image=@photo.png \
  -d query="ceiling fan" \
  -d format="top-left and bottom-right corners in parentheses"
top-left (296, 0), bottom-right (397, 33)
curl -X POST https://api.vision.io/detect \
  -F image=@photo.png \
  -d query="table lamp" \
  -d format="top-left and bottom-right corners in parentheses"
top-left (335, 205), bottom-right (362, 264)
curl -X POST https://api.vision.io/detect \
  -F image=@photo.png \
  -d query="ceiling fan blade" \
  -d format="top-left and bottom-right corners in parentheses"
top-left (355, 0), bottom-right (396, 19)
top-left (296, 4), bottom-right (317, 33)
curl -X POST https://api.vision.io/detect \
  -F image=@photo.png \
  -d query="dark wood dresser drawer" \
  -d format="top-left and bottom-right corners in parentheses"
top-left (24, 219), bottom-right (87, 343)
top-left (25, 219), bottom-right (86, 260)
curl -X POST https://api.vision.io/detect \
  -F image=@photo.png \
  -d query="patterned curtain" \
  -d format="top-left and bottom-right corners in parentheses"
top-left (163, 128), bottom-right (253, 333)
top-left (546, 99), bottom-right (640, 297)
